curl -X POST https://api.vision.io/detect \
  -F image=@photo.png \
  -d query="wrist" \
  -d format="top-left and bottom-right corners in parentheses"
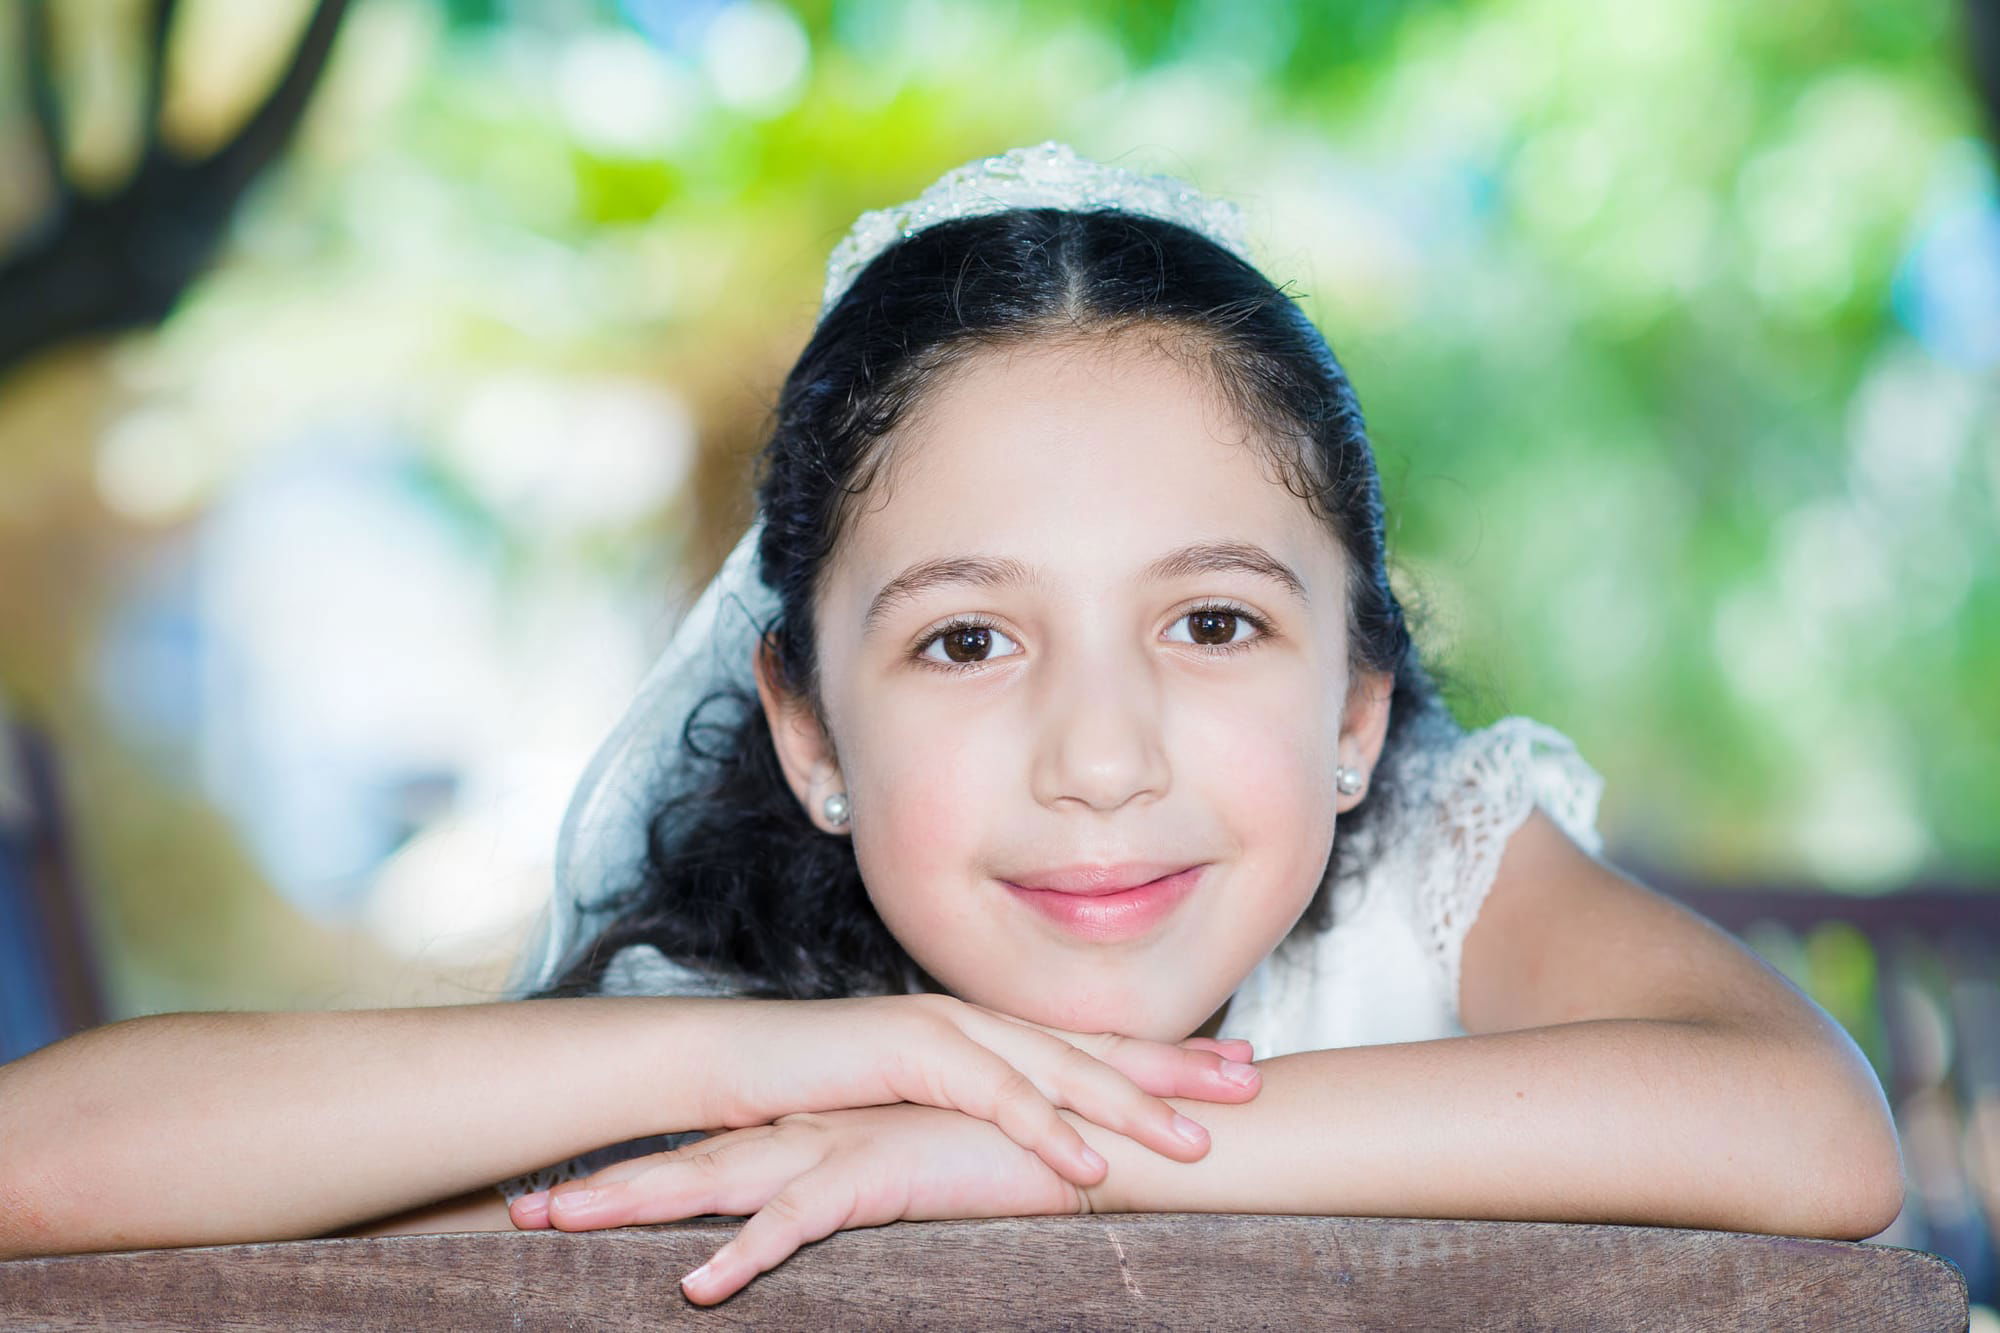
top-left (641, 994), bottom-right (760, 1132)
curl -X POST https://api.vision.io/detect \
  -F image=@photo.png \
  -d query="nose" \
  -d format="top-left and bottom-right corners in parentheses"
top-left (1028, 640), bottom-right (1171, 813)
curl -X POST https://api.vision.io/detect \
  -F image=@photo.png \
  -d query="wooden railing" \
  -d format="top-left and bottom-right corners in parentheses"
top-left (0, 1214), bottom-right (1969, 1330)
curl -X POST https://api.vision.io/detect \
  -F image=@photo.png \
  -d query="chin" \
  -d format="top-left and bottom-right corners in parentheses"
top-left (994, 991), bottom-right (1190, 1042)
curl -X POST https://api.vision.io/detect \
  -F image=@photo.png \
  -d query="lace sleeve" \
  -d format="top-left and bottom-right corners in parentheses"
top-left (492, 943), bottom-right (733, 1204)
top-left (1410, 716), bottom-right (1607, 1017)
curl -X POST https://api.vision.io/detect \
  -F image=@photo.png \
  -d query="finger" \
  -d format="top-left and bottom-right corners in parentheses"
top-left (942, 1012), bottom-right (1226, 1165)
top-left (981, 1008), bottom-right (1260, 1104)
top-left (546, 1127), bottom-right (816, 1231)
top-left (885, 1038), bottom-right (1109, 1188)
top-left (1072, 1029), bottom-right (1264, 1105)
top-left (511, 1152), bottom-right (692, 1229)
top-left (1041, 1038), bottom-right (1218, 1163)
top-left (546, 1169), bottom-right (717, 1232)
top-left (541, 1178), bottom-right (636, 1231)
top-left (1179, 1036), bottom-right (1255, 1062)
top-left (682, 1171), bottom-right (886, 1307)
top-left (532, 1128), bottom-right (760, 1213)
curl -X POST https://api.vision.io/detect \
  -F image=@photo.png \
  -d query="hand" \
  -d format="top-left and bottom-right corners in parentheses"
top-left (706, 993), bottom-right (1262, 1189)
top-left (509, 1102), bottom-right (1103, 1306)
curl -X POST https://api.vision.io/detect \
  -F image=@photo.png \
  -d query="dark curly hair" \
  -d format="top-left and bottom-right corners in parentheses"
top-left (530, 206), bottom-right (1456, 1002)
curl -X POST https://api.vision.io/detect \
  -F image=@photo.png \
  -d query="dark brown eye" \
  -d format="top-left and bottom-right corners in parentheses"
top-left (1186, 610), bottom-right (1240, 646)
top-left (940, 626), bottom-right (992, 663)
top-left (1166, 604), bottom-right (1269, 653)
top-left (915, 606), bottom-right (1264, 673)
top-left (916, 620), bottom-right (1021, 668)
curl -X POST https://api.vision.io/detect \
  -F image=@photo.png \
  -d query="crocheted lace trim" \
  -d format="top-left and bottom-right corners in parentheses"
top-left (1411, 717), bottom-right (1607, 1016)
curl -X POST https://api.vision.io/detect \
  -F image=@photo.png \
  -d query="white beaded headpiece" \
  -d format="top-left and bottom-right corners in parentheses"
top-left (819, 140), bottom-right (1259, 320)
top-left (506, 142), bottom-right (1259, 998)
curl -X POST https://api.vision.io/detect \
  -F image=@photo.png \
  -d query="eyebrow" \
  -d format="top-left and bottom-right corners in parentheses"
top-left (861, 540), bottom-right (1310, 635)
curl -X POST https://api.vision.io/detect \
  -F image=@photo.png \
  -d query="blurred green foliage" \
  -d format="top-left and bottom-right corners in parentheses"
top-left (1, 0), bottom-right (1993, 897)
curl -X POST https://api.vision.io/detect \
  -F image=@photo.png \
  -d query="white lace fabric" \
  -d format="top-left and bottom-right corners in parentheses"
top-left (491, 713), bottom-right (1607, 1202)
top-left (1405, 715), bottom-right (1607, 1014)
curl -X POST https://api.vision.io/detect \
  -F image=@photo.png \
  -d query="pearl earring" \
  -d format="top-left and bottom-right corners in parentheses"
top-left (822, 791), bottom-right (851, 827)
top-left (1335, 767), bottom-right (1365, 796)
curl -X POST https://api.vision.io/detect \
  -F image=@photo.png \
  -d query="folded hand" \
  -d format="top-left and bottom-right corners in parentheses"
top-left (512, 1100), bottom-right (1111, 1306)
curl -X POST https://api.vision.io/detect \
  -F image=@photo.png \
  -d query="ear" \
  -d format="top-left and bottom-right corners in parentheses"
top-left (753, 632), bottom-right (850, 834)
top-left (1336, 667), bottom-right (1394, 813)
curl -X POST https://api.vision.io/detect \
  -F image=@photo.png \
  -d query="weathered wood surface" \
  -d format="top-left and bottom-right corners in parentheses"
top-left (0, 1213), bottom-right (1969, 1331)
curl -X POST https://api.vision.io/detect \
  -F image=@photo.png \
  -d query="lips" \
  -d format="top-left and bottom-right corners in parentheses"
top-left (1003, 865), bottom-right (1206, 942)
top-left (1001, 862), bottom-right (1201, 895)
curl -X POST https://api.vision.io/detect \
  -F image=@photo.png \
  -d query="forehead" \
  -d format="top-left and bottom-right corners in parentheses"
top-left (826, 335), bottom-right (1340, 596)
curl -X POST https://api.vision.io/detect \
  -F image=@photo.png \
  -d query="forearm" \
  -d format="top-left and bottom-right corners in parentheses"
top-left (1071, 1019), bottom-right (1905, 1240)
top-left (0, 997), bottom-right (744, 1258)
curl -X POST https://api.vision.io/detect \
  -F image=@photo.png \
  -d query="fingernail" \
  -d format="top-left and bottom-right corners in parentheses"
top-left (682, 1261), bottom-right (712, 1292)
top-left (551, 1188), bottom-right (598, 1211)
top-left (1219, 1059), bottom-right (1258, 1086)
top-left (1171, 1113), bottom-right (1207, 1146)
top-left (1080, 1146), bottom-right (1108, 1173)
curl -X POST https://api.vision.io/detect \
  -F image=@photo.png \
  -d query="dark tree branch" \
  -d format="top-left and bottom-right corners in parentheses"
top-left (22, 0), bottom-right (69, 215)
top-left (1970, 0), bottom-right (1999, 146)
top-left (194, 0), bottom-right (348, 199)
top-left (138, 0), bottom-right (184, 154)
top-left (0, 0), bottom-right (351, 387)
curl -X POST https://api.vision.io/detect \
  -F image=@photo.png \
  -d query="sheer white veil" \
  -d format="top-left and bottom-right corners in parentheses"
top-left (501, 517), bottom-right (775, 998)
top-left (501, 142), bottom-right (1258, 1000)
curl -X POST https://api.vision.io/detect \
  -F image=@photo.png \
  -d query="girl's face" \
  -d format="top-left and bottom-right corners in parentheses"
top-left (756, 332), bottom-right (1390, 1041)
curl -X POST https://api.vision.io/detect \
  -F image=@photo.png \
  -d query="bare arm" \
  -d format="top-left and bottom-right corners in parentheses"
top-left (0, 997), bottom-right (737, 1259)
top-left (324, 1185), bottom-right (519, 1238)
top-left (0, 989), bottom-right (1255, 1259)
top-left (1075, 811), bottom-right (1904, 1238)
top-left (1071, 1014), bottom-right (1900, 1238)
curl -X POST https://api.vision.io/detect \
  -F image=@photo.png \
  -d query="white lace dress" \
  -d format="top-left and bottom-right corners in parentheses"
top-left (494, 713), bottom-right (1607, 1204)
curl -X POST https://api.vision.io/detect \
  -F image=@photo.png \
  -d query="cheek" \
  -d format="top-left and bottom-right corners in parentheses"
top-left (1191, 678), bottom-right (1342, 866)
top-left (846, 711), bottom-right (997, 942)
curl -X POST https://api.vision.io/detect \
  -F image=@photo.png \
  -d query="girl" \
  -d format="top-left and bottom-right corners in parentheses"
top-left (0, 143), bottom-right (1902, 1307)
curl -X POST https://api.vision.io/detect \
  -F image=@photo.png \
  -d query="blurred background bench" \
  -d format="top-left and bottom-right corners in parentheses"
top-left (1659, 877), bottom-right (2000, 1304)
top-left (0, 709), bottom-right (103, 1066)
top-left (0, 1214), bottom-right (1969, 1330)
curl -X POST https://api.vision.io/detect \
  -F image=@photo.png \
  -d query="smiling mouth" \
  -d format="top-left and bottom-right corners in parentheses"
top-left (1002, 865), bottom-right (1206, 942)
top-left (999, 862), bottom-right (1205, 895)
